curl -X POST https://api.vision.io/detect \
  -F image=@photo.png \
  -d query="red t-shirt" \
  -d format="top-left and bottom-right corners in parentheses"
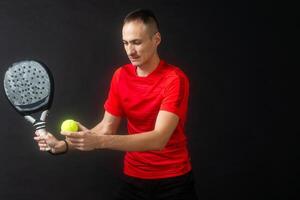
top-left (104, 60), bottom-right (191, 179)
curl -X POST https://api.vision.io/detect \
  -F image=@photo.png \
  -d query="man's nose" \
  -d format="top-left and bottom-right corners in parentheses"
top-left (127, 44), bottom-right (136, 55)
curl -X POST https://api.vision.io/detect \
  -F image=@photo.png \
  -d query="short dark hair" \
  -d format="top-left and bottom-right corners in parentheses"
top-left (123, 9), bottom-right (160, 34)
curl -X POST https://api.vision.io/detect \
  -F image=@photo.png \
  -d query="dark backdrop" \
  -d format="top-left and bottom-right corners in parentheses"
top-left (0, 0), bottom-right (290, 200)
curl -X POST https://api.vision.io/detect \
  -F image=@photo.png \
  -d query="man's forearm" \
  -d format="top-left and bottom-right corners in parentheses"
top-left (97, 131), bottom-right (165, 152)
top-left (91, 121), bottom-right (119, 135)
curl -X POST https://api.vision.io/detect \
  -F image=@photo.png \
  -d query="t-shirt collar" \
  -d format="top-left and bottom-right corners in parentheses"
top-left (133, 60), bottom-right (165, 78)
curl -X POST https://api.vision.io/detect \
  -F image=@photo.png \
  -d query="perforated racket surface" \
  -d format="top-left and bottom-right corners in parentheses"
top-left (3, 60), bottom-right (54, 151)
top-left (4, 60), bottom-right (54, 115)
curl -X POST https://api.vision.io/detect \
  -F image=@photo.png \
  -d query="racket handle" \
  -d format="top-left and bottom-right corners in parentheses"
top-left (36, 128), bottom-right (51, 151)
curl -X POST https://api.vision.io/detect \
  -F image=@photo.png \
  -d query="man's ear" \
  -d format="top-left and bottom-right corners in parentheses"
top-left (154, 32), bottom-right (161, 46)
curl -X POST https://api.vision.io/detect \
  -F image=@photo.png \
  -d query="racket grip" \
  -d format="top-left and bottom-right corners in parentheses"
top-left (36, 128), bottom-right (51, 151)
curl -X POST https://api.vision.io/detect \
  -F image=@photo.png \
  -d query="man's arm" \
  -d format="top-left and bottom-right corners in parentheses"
top-left (67, 110), bottom-right (179, 152)
top-left (98, 110), bottom-right (179, 151)
top-left (91, 111), bottom-right (121, 135)
top-left (35, 111), bottom-right (121, 153)
top-left (65, 111), bottom-right (121, 150)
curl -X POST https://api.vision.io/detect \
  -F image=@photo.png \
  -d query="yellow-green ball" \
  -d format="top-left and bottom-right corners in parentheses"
top-left (61, 119), bottom-right (78, 132)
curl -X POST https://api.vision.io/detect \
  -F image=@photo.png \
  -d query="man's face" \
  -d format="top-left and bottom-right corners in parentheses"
top-left (122, 20), bottom-right (160, 67)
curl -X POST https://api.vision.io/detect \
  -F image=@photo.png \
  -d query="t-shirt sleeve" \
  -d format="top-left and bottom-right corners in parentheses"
top-left (160, 75), bottom-right (189, 117)
top-left (104, 68), bottom-right (124, 117)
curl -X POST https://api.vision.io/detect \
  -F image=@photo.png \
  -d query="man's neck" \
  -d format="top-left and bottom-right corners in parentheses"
top-left (136, 55), bottom-right (160, 77)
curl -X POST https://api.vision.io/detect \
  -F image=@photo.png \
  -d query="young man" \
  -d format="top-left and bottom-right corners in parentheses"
top-left (35, 9), bottom-right (198, 200)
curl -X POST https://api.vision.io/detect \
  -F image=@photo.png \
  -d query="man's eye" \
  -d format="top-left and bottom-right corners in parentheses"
top-left (133, 41), bottom-right (141, 45)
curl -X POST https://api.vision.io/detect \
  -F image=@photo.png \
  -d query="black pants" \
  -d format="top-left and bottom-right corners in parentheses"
top-left (114, 171), bottom-right (199, 200)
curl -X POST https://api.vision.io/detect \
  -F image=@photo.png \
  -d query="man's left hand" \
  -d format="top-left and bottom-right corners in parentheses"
top-left (63, 122), bottom-right (101, 151)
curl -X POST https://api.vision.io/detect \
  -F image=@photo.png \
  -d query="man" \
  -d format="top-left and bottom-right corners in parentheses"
top-left (35, 8), bottom-right (198, 200)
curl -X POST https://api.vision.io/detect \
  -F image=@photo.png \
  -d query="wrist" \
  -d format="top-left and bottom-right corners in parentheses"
top-left (62, 140), bottom-right (68, 153)
top-left (48, 140), bottom-right (68, 155)
top-left (96, 135), bottom-right (106, 149)
top-left (56, 140), bottom-right (68, 154)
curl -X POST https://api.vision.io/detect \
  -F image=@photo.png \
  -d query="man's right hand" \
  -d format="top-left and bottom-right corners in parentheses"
top-left (34, 131), bottom-right (67, 154)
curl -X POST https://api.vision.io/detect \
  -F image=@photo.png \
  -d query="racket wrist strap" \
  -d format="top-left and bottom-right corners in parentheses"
top-left (63, 139), bottom-right (69, 153)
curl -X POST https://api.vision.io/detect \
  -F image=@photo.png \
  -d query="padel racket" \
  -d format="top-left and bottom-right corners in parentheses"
top-left (3, 60), bottom-right (54, 151)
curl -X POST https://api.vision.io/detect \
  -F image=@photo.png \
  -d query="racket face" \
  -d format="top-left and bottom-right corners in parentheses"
top-left (3, 60), bottom-right (54, 115)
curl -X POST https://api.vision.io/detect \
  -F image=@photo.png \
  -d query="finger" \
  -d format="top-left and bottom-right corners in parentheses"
top-left (76, 147), bottom-right (84, 151)
top-left (65, 131), bottom-right (85, 138)
top-left (34, 135), bottom-right (47, 141)
top-left (75, 146), bottom-right (88, 151)
top-left (38, 141), bottom-right (46, 145)
top-left (38, 140), bottom-right (47, 145)
top-left (77, 146), bottom-right (91, 151)
top-left (77, 122), bottom-right (89, 131)
top-left (72, 143), bottom-right (84, 150)
top-left (35, 139), bottom-right (47, 145)
top-left (39, 143), bottom-right (48, 148)
top-left (39, 147), bottom-right (48, 151)
top-left (34, 136), bottom-right (47, 145)
top-left (60, 131), bottom-right (72, 136)
top-left (34, 136), bottom-right (41, 141)
top-left (67, 138), bottom-right (84, 144)
top-left (35, 131), bottom-right (40, 136)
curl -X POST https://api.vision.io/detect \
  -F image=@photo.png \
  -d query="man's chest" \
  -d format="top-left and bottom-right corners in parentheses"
top-left (118, 78), bottom-right (165, 119)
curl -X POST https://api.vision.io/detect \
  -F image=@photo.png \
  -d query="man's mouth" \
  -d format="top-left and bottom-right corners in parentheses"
top-left (130, 56), bottom-right (139, 60)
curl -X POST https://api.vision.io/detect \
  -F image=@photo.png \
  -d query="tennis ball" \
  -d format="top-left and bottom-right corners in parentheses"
top-left (61, 119), bottom-right (78, 132)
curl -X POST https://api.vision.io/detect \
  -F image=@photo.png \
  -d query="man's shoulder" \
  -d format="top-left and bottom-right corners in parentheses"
top-left (113, 63), bottom-right (132, 76)
top-left (162, 61), bottom-right (189, 81)
top-left (119, 63), bottom-right (132, 69)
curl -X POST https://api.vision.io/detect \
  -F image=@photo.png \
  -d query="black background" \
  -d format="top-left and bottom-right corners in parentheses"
top-left (0, 0), bottom-right (292, 199)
